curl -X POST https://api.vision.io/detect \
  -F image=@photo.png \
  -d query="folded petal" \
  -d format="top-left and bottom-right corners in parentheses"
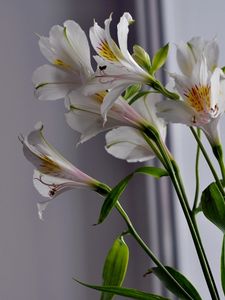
top-left (101, 84), bottom-right (128, 121)
top-left (105, 127), bottom-right (155, 162)
top-left (176, 41), bottom-right (195, 76)
top-left (156, 99), bottom-right (196, 125)
top-left (64, 20), bottom-right (93, 74)
top-left (33, 64), bottom-right (81, 100)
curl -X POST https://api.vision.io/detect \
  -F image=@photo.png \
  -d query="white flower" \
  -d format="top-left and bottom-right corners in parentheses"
top-left (33, 20), bottom-right (93, 100)
top-left (84, 12), bottom-right (152, 119)
top-left (105, 94), bottom-right (167, 162)
top-left (157, 38), bottom-right (225, 145)
top-left (20, 122), bottom-right (101, 219)
top-left (65, 90), bottom-right (152, 144)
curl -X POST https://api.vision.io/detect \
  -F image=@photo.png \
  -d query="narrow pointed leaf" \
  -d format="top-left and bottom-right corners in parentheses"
top-left (101, 236), bottom-right (129, 300)
top-left (221, 235), bottom-right (225, 295)
top-left (151, 266), bottom-right (202, 300)
top-left (201, 182), bottom-right (225, 232)
top-left (151, 44), bottom-right (169, 74)
top-left (74, 279), bottom-right (171, 300)
top-left (97, 174), bottom-right (133, 224)
top-left (124, 84), bottom-right (141, 100)
top-left (134, 166), bottom-right (168, 178)
top-left (128, 90), bottom-right (151, 105)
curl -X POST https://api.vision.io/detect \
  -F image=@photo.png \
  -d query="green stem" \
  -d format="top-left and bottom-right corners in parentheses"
top-left (150, 134), bottom-right (220, 300)
top-left (213, 144), bottom-right (225, 185)
top-left (98, 183), bottom-right (194, 299)
top-left (192, 129), bottom-right (201, 212)
top-left (190, 127), bottom-right (225, 196)
top-left (115, 202), bottom-right (194, 300)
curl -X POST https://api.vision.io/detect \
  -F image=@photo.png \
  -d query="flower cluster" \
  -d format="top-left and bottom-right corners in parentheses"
top-left (21, 11), bottom-right (225, 300)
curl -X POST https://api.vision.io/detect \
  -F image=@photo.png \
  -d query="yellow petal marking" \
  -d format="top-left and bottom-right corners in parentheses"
top-left (39, 156), bottom-right (61, 175)
top-left (97, 40), bottom-right (118, 62)
top-left (184, 85), bottom-right (210, 112)
top-left (54, 59), bottom-right (71, 70)
top-left (94, 91), bottom-right (107, 103)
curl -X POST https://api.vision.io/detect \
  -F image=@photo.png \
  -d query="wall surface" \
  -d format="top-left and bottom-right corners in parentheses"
top-left (162, 0), bottom-right (225, 298)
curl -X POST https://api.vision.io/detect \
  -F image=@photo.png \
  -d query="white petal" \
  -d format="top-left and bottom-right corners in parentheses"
top-left (117, 12), bottom-right (143, 73)
top-left (104, 14), bottom-right (123, 60)
top-left (189, 37), bottom-right (219, 70)
top-left (201, 117), bottom-right (221, 145)
top-left (63, 20), bottom-right (93, 74)
top-left (188, 37), bottom-right (205, 61)
top-left (132, 93), bottom-right (166, 140)
top-left (46, 25), bottom-right (79, 70)
top-left (33, 170), bottom-right (77, 198)
top-left (156, 99), bottom-right (196, 125)
top-left (33, 64), bottom-right (80, 100)
top-left (101, 84), bottom-right (127, 120)
top-left (176, 41), bottom-right (195, 76)
top-left (170, 73), bottom-right (192, 97)
top-left (39, 36), bottom-right (56, 64)
top-left (210, 68), bottom-right (222, 109)
top-left (196, 55), bottom-right (208, 86)
top-left (89, 21), bottom-right (107, 56)
top-left (204, 38), bottom-right (219, 70)
top-left (105, 127), bottom-right (154, 162)
top-left (37, 202), bottom-right (49, 220)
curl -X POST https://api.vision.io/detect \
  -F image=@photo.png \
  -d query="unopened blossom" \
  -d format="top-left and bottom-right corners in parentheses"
top-left (84, 12), bottom-right (152, 119)
top-left (33, 20), bottom-right (93, 100)
top-left (157, 37), bottom-right (225, 146)
top-left (20, 123), bottom-right (103, 219)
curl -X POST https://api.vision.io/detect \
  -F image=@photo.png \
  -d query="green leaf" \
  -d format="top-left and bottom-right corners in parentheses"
top-left (151, 266), bottom-right (202, 300)
top-left (97, 174), bottom-right (133, 224)
top-left (151, 43), bottom-right (169, 75)
top-left (135, 166), bottom-right (168, 178)
top-left (201, 182), bottom-right (225, 232)
top-left (74, 279), bottom-right (171, 300)
top-left (221, 66), bottom-right (225, 73)
top-left (101, 236), bottom-right (129, 300)
top-left (221, 235), bottom-right (225, 295)
top-left (128, 90), bottom-right (151, 105)
top-left (124, 84), bottom-right (141, 100)
top-left (132, 45), bottom-right (152, 73)
top-left (97, 166), bottom-right (167, 224)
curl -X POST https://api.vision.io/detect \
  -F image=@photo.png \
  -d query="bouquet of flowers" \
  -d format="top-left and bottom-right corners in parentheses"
top-left (20, 12), bottom-right (225, 300)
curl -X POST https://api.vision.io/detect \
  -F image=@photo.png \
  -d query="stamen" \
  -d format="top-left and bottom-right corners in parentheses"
top-left (184, 84), bottom-right (211, 113)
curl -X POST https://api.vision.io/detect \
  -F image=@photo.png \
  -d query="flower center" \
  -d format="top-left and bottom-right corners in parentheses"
top-left (97, 40), bottom-right (118, 62)
top-left (184, 84), bottom-right (211, 112)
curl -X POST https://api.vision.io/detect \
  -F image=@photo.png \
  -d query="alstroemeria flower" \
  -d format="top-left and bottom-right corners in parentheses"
top-left (105, 94), bottom-right (166, 162)
top-left (20, 123), bottom-right (102, 219)
top-left (65, 90), bottom-right (155, 144)
top-left (33, 20), bottom-right (93, 100)
top-left (157, 38), bottom-right (225, 146)
top-left (84, 12), bottom-right (152, 119)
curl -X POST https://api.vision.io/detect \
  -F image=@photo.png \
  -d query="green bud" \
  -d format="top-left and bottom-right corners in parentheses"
top-left (151, 43), bottom-right (169, 75)
top-left (101, 236), bottom-right (129, 300)
top-left (132, 45), bottom-right (151, 73)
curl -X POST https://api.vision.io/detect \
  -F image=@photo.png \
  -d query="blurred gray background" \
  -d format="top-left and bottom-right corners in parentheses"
top-left (1, 0), bottom-right (225, 299)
